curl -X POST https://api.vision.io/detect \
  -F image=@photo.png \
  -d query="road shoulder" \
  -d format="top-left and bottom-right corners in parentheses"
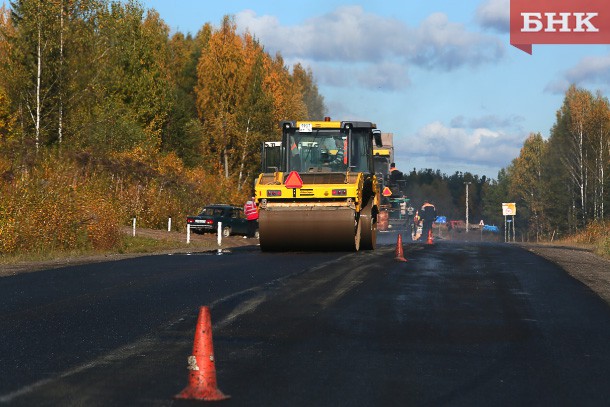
top-left (519, 243), bottom-right (610, 306)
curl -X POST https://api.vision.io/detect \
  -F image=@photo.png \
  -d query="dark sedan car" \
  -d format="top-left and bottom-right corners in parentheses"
top-left (186, 204), bottom-right (258, 238)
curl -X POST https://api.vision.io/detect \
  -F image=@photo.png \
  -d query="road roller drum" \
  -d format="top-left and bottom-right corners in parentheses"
top-left (259, 207), bottom-right (360, 251)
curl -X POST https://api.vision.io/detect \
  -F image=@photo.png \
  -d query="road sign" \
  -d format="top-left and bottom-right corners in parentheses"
top-left (382, 187), bottom-right (392, 197)
top-left (479, 220), bottom-right (484, 226)
top-left (502, 202), bottom-right (516, 216)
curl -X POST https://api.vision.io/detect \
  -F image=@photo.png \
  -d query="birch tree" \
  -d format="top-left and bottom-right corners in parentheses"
top-left (0, 6), bottom-right (17, 143)
top-left (553, 85), bottom-right (593, 229)
top-left (7, 0), bottom-right (65, 150)
top-left (587, 92), bottom-right (610, 221)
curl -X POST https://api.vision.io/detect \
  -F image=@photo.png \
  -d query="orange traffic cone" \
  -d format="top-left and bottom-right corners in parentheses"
top-left (426, 229), bottom-right (434, 245)
top-left (395, 233), bottom-right (407, 262)
top-left (175, 306), bottom-right (230, 401)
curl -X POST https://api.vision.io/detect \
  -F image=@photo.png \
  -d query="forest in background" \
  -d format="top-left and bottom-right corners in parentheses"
top-left (402, 84), bottom-right (610, 253)
top-left (0, 0), bottom-right (325, 254)
top-left (0, 0), bottom-right (608, 257)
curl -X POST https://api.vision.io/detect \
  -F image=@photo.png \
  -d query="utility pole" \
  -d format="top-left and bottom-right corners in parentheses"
top-left (464, 181), bottom-right (471, 232)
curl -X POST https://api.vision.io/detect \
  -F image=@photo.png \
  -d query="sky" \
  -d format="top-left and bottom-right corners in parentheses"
top-left (142, 0), bottom-right (610, 180)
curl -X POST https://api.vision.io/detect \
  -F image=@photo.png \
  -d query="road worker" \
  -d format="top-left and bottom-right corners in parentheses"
top-left (412, 209), bottom-right (421, 241)
top-left (244, 196), bottom-right (259, 238)
top-left (420, 200), bottom-right (437, 242)
top-left (389, 163), bottom-right (403, 185)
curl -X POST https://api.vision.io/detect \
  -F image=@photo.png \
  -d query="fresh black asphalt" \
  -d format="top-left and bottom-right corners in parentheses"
top-left (1, 234), bottom-right (610, 406)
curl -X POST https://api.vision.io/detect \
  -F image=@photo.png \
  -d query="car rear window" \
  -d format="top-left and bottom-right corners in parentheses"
top-left (199, 207), bottom-right (224, 216)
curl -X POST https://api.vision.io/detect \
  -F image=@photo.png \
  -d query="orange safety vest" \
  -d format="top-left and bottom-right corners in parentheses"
top-left (244, 200), bottom-right (258, 220)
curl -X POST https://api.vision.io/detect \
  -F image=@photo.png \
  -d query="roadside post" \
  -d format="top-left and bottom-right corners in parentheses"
top-left (132, 217), bottom-right (136, 237)
top-left (217, 222), bottom-right (222, 247)
top-left (186, 224), bottom-right (191, 244)
top-left (168, 216), bottom-right (172, 232)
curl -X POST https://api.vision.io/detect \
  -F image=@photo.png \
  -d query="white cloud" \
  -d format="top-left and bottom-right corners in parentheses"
top-left (235, 6), bottom-right (504, 89)
top-left (411, 12), bottom-right (504, 69)
top-left (289, 60), bottom-right (410, 91)
top-left (544, 78), bottom-right (571, 95)
top-left (565, 55), bottom-right (610, 85)
top-left (357, 62), bottom-right (411, 91)
top-left (476, 0), bottom-right (509, 33)
top-left (451, 114), bottom-right (525, 130)
top-left (546, 53), bottom-right (610, 94)
top-left (403, 120), bottom-right (523, 168)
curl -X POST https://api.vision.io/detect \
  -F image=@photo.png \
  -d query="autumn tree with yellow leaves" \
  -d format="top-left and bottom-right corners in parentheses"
top-left (194, 16), bottom-right (317, 185)
top-left (498, 85), bottom-right (610, 242)
top-left (0, 3), bottom-right (326, 256)
top-left (546, 86), bottom-right (610, 232)
top-left (506, 133), bottom-right (547, 241)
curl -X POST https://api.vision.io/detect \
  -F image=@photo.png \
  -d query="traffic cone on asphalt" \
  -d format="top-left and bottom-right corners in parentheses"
top-left (175, 306), bottom-right (230, 401)
top-left (395, 233), bottom-right (407, 262)
top-left (426, 229), bottom-right (434, 245)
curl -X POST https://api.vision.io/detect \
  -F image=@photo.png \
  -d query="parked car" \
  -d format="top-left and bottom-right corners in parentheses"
top-left (186, 204), bottom-right (258, 238)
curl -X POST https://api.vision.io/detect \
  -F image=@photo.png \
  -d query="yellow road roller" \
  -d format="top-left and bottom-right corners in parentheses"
top-left (255, 119), bottom-right (383, 251)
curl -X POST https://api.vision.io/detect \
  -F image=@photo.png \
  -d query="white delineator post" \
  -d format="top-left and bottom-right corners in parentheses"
top-left (217, 222), bottom-right (222, 247)
top-left (168, 217), bottom-right (172, 232)
top-left (186, 223), bottom-right (191, 244)
top-left (132, 217), bottom-right (136, 237)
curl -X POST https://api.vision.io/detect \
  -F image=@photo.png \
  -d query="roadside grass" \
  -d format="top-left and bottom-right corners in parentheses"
top-left (117, 234), bottom-right (218, 254)
top-left (0, 248), bottom-right (93, 266)
top-left (0, 234), bottom-right (219, 270)
top-left (558, 222), bottom-right (610, 260)
top-left (593, 235), bottom-right (610, 259)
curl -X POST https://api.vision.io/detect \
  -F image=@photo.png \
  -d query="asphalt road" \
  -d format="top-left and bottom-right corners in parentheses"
top-left (1, 232), bottom-right (610, 406)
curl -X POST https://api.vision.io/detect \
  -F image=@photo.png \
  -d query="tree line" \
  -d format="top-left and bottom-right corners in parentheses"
top-left (405, 85), bottom-right (610, 243)
top-left (496, 85), bottom-right (609, 241)
top-left (0, 0), bottom-right (325, 254)
top-left (0, 0), bottom-right (325, 180)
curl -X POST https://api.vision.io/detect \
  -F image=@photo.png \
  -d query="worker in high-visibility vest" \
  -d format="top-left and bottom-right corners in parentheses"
top-left (406, 205), bottom-right (416, 237)
top-left (244, 196), bottom-right (259, 238)
top-left (420, 200), bottom-right (437, 242)
top-left (412, 210), bottom-right (421, 241)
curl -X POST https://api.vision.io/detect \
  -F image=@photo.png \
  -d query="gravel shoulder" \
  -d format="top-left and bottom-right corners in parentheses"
top-left (2, 231), bottom-right (609, 308)
top-left (518, 243), bottom-right (610, 306)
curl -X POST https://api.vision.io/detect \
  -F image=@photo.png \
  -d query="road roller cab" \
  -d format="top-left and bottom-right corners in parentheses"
top-left (255, 119), bottom-right (383, 251)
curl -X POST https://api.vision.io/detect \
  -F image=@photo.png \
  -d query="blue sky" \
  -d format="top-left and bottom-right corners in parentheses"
top-left (142, 0), bottom-right (610, 179)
